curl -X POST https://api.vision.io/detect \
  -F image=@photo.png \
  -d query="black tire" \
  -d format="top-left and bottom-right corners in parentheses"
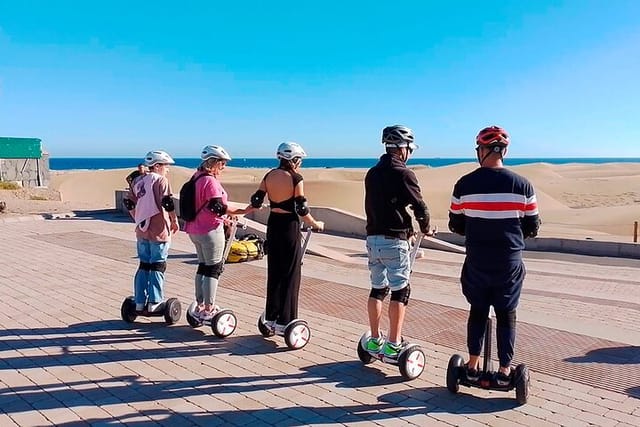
top-left (186, 309), bottom-right (203, 328)
top-left (398, 346), bottom-right (426, 380)
top-left (163, 298), bottom-right (181, 325)
top-left (257, 314), bottom-right (275, 337)
top-left (284, 320), bottom-right (310, 350)
top-left (120, 297), bottom-right (137, 323)
top-left (515, 364), bottom-right (530, 405)
top-left (447, 354), bottom-right (464, 393)
top-left (212, 310), bottom-right (237, 338)
top-left (357, 338), bottom-right (374, 364)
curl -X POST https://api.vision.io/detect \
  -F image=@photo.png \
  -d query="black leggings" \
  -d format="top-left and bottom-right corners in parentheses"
top-left (265, 212), bottom-right (302, 325)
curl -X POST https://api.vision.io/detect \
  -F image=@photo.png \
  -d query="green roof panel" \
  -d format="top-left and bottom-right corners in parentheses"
top-left (0, 137), bottom-right (43, 159)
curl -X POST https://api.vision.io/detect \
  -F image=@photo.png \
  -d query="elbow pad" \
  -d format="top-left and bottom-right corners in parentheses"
top-left (294, 196), bottom-right (309, 216)
top-left (161, 195), bottom-right (175, 212)
top-left (123, 198), bottom-right (136, 211)
top-left (207, 197), bottom-right (228, 215)
top-left (250, 190), bottom-right (266, 208)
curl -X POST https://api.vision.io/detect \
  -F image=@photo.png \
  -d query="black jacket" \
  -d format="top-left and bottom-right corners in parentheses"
top-left (365, 154), bottom-right (430, 239)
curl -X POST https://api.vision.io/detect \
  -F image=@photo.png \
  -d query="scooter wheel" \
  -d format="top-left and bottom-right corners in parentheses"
top-left (447, 354), bottom-right (464, 393)
top-left (163, 298), bottom-right (181, 325)
top-left (357, 331), bottom-right (374, 364)
top-left (120, 297), bottom-right (137, 323)
top-left (186, 303), bottom-right (203, 328)
top-left (514, 363), bottom-right (530, 405)
top-left (212, 309), bottom-right (237, 338)
top-left (284, 320), bottom-right (311, 350)
top-left (398, 345), bottom-right (425, 380)
top-left (257, 313), bottom-right (275, 337)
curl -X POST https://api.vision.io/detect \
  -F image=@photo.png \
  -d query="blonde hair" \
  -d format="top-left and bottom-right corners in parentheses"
top-left (199, 158), bottom-right (224, 174)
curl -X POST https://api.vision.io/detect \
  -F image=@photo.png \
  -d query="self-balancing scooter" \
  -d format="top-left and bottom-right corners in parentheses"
top-left (257, 227), bottom-right (313, 350)
top-left (184, 218), bottom-right (243, 338)
top-left (446, 312), bottom-right (530, 404)
top-left (356, 232), bottom-right (427, 380)
top-left (121, 297), bottom-right (182, 325)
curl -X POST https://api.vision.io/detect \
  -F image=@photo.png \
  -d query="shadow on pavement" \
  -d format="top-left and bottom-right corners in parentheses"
top-left (564, 345), bottom-right (640, 364)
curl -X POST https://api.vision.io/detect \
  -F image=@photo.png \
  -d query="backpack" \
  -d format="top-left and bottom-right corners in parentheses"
top-left (226, 234), bottom-right (265, 263)
top-left (179, 174), bottom-right (208, 221)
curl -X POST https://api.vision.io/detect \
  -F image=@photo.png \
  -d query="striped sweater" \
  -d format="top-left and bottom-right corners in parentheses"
top-left (448, 167), bottom-right (540, 262)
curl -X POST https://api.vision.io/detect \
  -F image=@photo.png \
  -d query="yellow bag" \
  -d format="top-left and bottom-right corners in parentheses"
top-left (226, 235), bottom-right (265, 263)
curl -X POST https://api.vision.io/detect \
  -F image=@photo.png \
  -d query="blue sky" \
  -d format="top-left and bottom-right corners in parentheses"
top-left (1, 1), bottom-right (639, 158)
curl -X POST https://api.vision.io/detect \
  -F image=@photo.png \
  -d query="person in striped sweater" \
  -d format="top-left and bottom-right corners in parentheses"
top-left (449, 125), bottom-right (541, 386)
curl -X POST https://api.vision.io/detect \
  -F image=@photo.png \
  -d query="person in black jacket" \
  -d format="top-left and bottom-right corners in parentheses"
top-left (364, 125), bottom-right (433, 359)
top-left (449, 125), bottom-right (541, 386)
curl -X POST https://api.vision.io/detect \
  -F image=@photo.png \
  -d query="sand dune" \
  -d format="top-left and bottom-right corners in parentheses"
top-left (46, 161), bottom-right (640, 242)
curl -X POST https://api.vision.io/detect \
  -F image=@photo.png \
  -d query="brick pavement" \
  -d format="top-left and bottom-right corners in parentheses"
top-left (1, 213), bottom-right (639, 426)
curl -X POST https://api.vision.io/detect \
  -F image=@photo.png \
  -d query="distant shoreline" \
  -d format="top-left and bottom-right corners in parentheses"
top-left (49, 157), bottom-right (640, 171)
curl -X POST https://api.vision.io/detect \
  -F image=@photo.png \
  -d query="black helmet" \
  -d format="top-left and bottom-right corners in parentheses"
top-left (382, 125), bottom-right (418, 150)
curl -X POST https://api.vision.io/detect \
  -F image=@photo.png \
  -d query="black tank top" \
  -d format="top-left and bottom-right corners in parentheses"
top-left (266, 168), bottom-right (303, 213)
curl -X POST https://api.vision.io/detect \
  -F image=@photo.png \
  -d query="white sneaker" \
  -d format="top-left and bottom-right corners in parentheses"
top-left (263, 319), bottom-right (276, 332)
top-left (147, 301), bottom-right (164, 312)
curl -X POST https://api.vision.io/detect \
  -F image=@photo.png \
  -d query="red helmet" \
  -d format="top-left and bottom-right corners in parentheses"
top-left (476, 126), bottom-right (510, 147)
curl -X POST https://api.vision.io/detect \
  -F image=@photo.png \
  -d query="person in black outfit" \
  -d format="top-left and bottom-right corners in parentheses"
top-left (364, 125), bottom-right (433, 359)
top-left (449, 125), bottom-right (541, 385)
top-left (250, 142), bottom-right (324, 334)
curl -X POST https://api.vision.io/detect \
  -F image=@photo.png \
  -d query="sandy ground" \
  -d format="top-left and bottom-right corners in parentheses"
top-left (2, 162), bottom-right (640, 242)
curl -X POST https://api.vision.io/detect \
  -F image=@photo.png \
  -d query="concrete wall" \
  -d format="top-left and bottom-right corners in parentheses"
top-left (0, 153), bottom-right (50, 187)
top-left (114, 190), bottom-right (640, 259)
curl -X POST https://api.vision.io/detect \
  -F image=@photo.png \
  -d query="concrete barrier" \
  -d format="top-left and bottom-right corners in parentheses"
top-left (114, 190), bottom-right (640, 259)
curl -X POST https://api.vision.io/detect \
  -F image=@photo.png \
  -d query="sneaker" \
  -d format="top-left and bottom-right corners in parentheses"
top-left (147, 301), bottom-right (164, 312)
top-left (495, 370), bottom-right (513, 387)
top-left (274, 323), bottom-right (286, 335)
top-left (366, 337), bottom-right (384, 353)
top-left (465, 364), bottom-right (480, 382)
top-left (263, 319), bottom-right (276, 331)
top-left (135, 303), bottom-right (145, 312)
top-left (382, 341), bottom-right (402, 359)
top-left (199, 310), bottom-right (214, 321)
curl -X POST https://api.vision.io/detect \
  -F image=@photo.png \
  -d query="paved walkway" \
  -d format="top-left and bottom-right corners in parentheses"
top-left (1, 212), bottom-right (639, 426)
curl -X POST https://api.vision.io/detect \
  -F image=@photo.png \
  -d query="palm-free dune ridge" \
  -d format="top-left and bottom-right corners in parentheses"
top-left (45, 162), bottom-right (640, 242)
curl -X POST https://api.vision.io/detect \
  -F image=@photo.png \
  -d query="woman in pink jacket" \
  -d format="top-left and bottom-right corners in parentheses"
top-left (184, 145), bottom-right (254, 320)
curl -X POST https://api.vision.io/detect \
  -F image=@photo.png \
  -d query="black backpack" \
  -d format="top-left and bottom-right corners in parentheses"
top-left (179, 174), bottom-right (208, 221)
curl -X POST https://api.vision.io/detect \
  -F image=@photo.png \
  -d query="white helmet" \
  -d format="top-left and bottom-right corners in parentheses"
top-left (201, 145), bottom-right (232, 161)
top-left (276, 142), bottom-right (307, 160)
top-left (144, 150), bottom-right (175, 167)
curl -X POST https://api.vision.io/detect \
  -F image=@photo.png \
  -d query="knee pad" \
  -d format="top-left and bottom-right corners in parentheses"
top-left (369, 287), bottom-right (389, 301)
top-left (469, 305), bottom-right (490, 325)
top-left (390, 284), bottom-right (411, 306)
top-left (495, 309), bottom-right (517, 329)
top-left (149, 261), bottom-right (167, 273)
top-left (202, 261), bottom-right (224, 279)
top-left (138, 261), bottom-right (152, 271)
top-left (196, 263), bottom-right (206, 275)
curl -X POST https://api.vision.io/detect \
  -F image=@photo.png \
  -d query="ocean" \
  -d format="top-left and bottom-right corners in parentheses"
top-left (49, 157), bottom-right (640, 171)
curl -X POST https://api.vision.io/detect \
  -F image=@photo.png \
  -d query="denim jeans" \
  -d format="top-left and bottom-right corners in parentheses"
top-left (366, 235), bottom-right (411, 291)
top-left (134, 239), bottom-right (170, 305)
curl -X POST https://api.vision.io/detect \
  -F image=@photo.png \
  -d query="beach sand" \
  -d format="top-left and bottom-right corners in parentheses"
top-left (2, 162), bottom-right (640, 242)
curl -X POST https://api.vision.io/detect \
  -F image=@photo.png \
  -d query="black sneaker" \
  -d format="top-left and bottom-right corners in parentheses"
top-left (465, 364), bottom-right (480, 381)
top-left (495, 371), bottom-right (512, 387)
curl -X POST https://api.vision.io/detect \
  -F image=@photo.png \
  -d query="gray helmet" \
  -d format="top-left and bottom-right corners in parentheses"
top-left (144, 150), bottom-right (175, 167)
top-left (201, 145), bottom-right (232, 161)
top-left (382, 125), bottom-right (418, 151)
top-left (276, 142), bottom-right (307, 160)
